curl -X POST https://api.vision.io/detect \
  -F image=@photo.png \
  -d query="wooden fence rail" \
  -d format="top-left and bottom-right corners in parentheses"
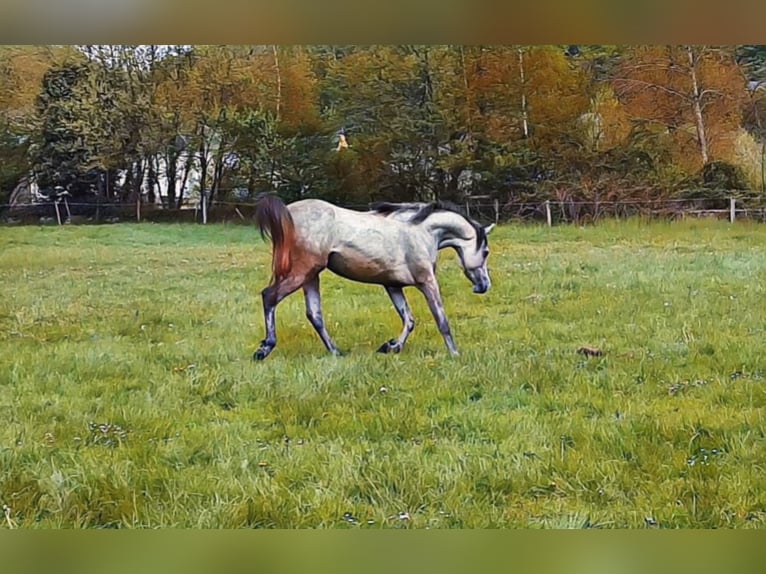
top-left (2, 197), bottom-right (765, 226)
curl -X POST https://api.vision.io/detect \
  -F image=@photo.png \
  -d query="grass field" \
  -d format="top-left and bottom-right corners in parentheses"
top-left (1, 218), bottom-right (766, 528)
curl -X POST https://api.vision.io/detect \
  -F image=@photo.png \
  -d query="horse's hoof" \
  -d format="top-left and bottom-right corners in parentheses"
top-left (377, 339), bottom-right (401, 354)
top-left (253, 348), bottom-right (270, 361)
top-left (376, 341), bottom-right (391, 353)
top-left (332, 349), bottom-right (347, 357)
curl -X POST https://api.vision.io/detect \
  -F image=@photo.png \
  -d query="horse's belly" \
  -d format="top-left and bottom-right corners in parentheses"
top-left (327, 251), bottom-right (409, 287)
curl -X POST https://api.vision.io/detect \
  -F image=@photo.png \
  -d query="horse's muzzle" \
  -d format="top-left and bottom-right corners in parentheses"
top-left (466, 266), bottom-right (490, 294)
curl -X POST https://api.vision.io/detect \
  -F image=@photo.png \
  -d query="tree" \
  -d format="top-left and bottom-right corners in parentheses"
top-left (737, 45), bottom-right (766, 193)
top-left (31, 58), bottom-right (92, 195)
top-left (30, 46), bottom-right (167, 206)
top-left (231, 46), bottom-right (326, 200)
top-left (465, 46), bottom-right (590, 198)
top-left (0, 45), bottom-right (70, 202)
top-left (614, 46), bottom-right (747, 173)
top-left (320, 45), bottom-right (484, 202)
top-left (149, 46), bottom-right (197, 208)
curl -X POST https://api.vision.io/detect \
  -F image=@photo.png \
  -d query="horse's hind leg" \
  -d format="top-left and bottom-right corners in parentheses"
top-left (253, 274), bottom-right (307, 361)
top-left (303, 274), bottom-right (343, 356)
top-left (377, 286), bottom-right (415, 354)
top-left (417, 276), bottom-right (459, 356)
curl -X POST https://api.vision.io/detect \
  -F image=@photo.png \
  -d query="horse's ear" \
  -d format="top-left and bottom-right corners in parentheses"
top-left (484, 223), bottom-right (496, 236)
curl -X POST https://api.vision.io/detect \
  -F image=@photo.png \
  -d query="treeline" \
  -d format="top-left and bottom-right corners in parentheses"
top-left (2, 44), bottom-right (766, 215)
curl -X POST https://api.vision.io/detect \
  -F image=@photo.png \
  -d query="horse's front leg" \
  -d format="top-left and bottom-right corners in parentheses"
top-left (417, 276), bottom-right (459, 356)
top-left (303, 274), bottom-right (343, 356)
top-left (377, 285), bottom-right (415, 354)
top-left (253, 275), bottom-right (305, 361)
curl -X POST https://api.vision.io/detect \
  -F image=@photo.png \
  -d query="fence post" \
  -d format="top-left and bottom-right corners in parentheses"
top-left (465, 201), bottom-right (470, 218)
top-left (494, 198), bottom-right (499, 224)
top-left (545, 200), bottom-right (552, 227)
top-left (730, 197), bottom-right (736, 223)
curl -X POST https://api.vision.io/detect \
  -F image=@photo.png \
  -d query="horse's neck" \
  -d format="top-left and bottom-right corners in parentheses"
top-left (420, 211), bottom-right (473, 249)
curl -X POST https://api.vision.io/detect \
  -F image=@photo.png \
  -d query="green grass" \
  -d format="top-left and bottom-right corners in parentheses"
top-left (2, 218), bottom-right (766, 528)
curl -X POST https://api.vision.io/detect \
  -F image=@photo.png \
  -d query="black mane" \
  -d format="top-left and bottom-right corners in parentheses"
top-left (369, 201), bottom-right (423, 215)
top-left (370, 200), bottom-right (487, 248)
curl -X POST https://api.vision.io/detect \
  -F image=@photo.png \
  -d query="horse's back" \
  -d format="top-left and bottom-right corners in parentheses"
top-left (287, 198), bottom-right (371, 220)
top-left (287, 198), bottom-right (335, 215)
top-left (279, 198), bottom-right (435, 285)
top-left (287, 198), bottom-right (377, 231)
top-left (285, 198), bottom-right (422, 251)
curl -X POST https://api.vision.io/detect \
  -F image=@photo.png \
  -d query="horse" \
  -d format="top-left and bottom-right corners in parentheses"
top-left (252, 194), bottom-right (494, 360)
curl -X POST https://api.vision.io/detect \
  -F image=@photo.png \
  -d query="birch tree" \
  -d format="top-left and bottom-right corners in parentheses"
top-left (614, 45), bottom-right (746, 172)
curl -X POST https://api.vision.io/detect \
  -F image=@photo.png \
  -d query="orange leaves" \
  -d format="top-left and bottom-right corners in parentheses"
top-left (0, 45), bottom-right (73, 128)
top-left (454, 46), bottom-right (590, 149)
top-left (273, 48), bottom-right (321, 134)
top-left (613, 46), bottom-right (747, 171)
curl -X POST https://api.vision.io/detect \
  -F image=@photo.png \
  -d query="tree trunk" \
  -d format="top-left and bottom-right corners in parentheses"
top-left (197, 132), bottom-right (209, 224)
top-left (273, 45), bottom-right (282, 124)
top-left (123, 165), bottom-right (133, 202)
top-left (133, 159), bottom-right (144, 201)
top-left (104, 169), bottom-right (117, 200)
top-left (165, 149), bottom-right (178, 209)
top-left (686, 46), bottom-right (709, 165)
top-left (211, 150), bottom-right (225, 206)
top-left (459, 46), bottom-right (473, 136)
top-left (147, 156), bottom-right (158, 205)
top-left (518, 47), bottom-right (529, 139)
top-left (177, 153), bottom-right (192, 209)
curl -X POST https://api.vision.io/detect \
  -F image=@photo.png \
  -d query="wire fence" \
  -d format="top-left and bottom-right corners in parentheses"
top-left (470, 197), bottom-right (765, 225)
top-left (2, 196), bottom-right (765, 226)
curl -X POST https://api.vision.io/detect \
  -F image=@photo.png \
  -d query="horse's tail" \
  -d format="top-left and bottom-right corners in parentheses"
top-left (254, 194), bottom-right (295, 284)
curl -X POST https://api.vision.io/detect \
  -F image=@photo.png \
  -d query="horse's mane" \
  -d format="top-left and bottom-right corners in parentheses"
top-left (369, 201), bottom-right (423, 216)
top-left (370, 200), bottom-right (487, 248)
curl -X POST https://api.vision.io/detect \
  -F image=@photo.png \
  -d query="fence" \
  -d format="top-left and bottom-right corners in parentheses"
top-left (468, 197), bottom-right (764, 226)
top-left (2, 196), bottom-right (766, 227)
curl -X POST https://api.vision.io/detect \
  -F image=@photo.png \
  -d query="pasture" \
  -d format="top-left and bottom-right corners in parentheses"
top-left (1, 219), bottom-right (766, 528)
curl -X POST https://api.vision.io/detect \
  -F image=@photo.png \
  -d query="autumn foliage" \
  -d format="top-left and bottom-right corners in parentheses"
top-left (0, 44), bottom-right (764, 213)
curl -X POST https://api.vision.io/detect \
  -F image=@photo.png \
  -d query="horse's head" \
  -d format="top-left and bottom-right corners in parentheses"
top-left (456, 223), bottom-right (494, 294)
top-left (380, 201), bottom-right (496, 295)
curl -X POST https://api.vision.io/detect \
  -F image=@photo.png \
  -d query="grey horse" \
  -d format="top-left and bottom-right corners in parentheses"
top-left (252, 195), bottom-right (494, 360)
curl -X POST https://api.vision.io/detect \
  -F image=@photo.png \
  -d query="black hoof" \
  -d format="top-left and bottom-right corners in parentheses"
top-left (377, 339), bottom-right (401, 354)
top-left (253, 347), bottom-right (271, 361)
